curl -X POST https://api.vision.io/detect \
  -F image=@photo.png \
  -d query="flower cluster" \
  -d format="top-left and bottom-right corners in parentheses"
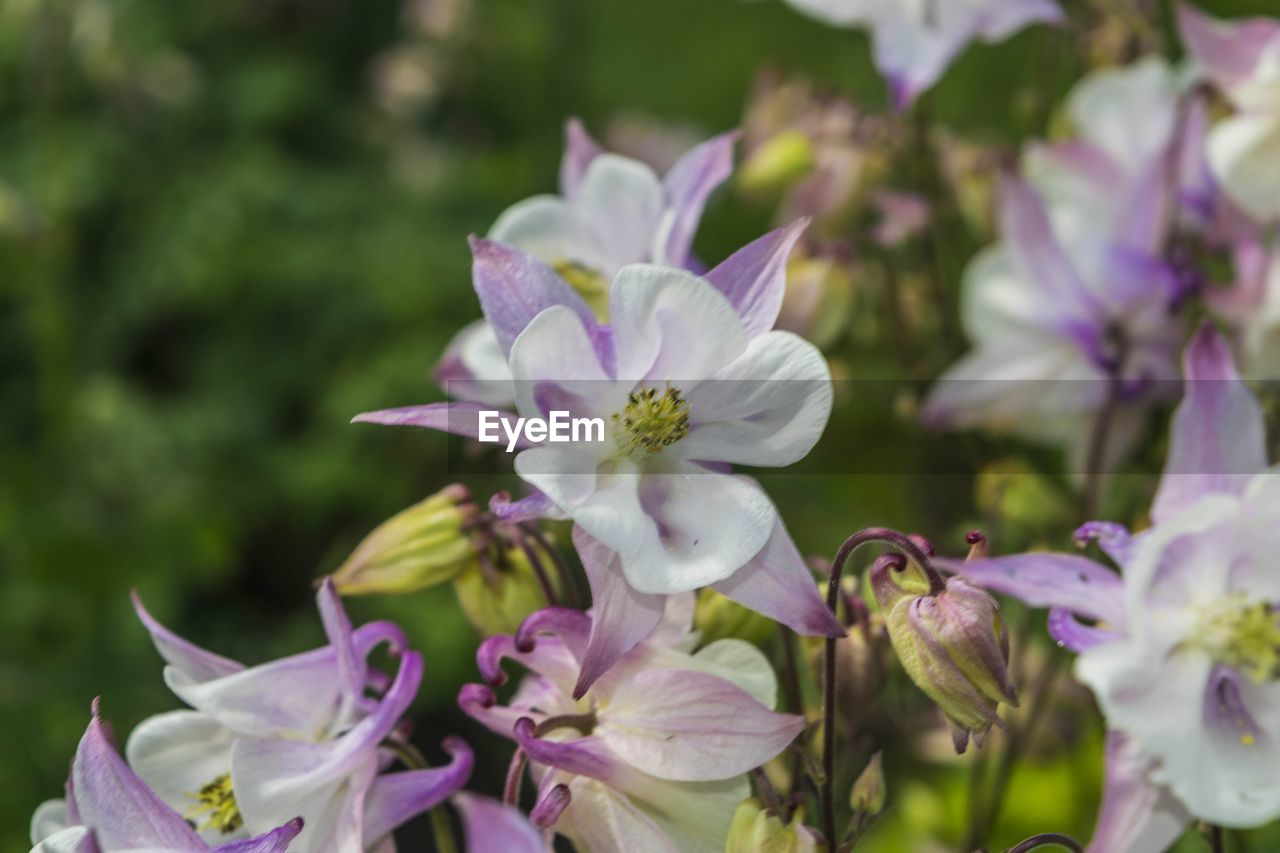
top-left (34, 2), bottom-right (1280, 852)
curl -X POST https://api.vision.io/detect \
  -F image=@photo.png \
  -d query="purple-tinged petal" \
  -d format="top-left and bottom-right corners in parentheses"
top-left (490, 490), bottom-right (566, 522)
top-left (132, 592), bottom-right (244, 682)
top-left (530, 784), bottom-right (572, 829)
top-left (660, 130), bottom-right (739, 267)
top-left (469, 237), bottom-right (600, 357)
top-left (476, 633), bottom-right (579, 696)
top-left (1178, 3), bottom-right (1280, 94)
top-left (704, 220), bottom-right (809, 337)
top-left (352, 402), bottom-right (535, 447)
top-left (999, 176), bottom-right (1098, 321)
top-left (317, 579), bottom-right (363, 723)
top-left (232, 652), bottom-right (423, 835)
top-left (458, 683), bottom-right (533, 737)
top-left (513, 719), bottom-right (620, 781)
top-left (596, 669), bottom-right (805, 782)
top-left (514, 607), bottom-right (592, 659)
top-left (455, 793), bottom-right (547, 853)
top-left (1074, 521), bottom-right (1134, 567)
top-left (1152, 323), bottom-right (1266, 524)
top-left (710, 518), bottom-right (845, 638)
top-left (948, 553), bottom-right (1125, 625)
top-left (71, 700), bottom-right (205, 851)
top-left (572, 527), bottom-right (666, 699)
top-left (30, 827), bottom-right (96, 853)
top-left (976, 0), bottom-right (1065, 40)
top-left (560, 118), bottom-right (605, 198)
top-left (1085, 731), bottom-right (1189, 853)
top-left (1203, 665), bottom-right (1265, 745)
top-left (212, 818), bottom-right (305, 853)
top-left (1048, 607), bottom-right (1121, 653)
top-left (361, 738), bottom-right (473, 845)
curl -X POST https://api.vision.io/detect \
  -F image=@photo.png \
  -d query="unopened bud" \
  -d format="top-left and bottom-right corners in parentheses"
top-left (849, 752), bottom-right (886, 816)
top-left (453, 538), bottom-right (559, 637)
top-left (872, 558), bottom-right (1018, 753)
top-left (694, 588), bottom-right (777, 646)
top-left (726, 798), bottom-right (824, 853)
top-left (331, 485), bottom-right (479, 596)
top-left (738, 129), bottom-right (816, 195)
top-left (775, 246), bottom-right (855, 350)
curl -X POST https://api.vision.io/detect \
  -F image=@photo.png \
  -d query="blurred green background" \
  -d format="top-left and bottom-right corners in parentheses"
top-left (3, 0), bottom-right (1274, 849)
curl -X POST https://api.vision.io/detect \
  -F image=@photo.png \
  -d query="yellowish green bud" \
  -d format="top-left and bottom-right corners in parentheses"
top-left (695, 588), bottom-right (777, 646)
top-left (453, 540), bottom-right (559, 637)
top-left (872, 557), bottom-right (1018, 753)
top-left (976, 459), bottom-right (1071, 534)
top-left (738, 129), bottom-right (816, 195)
top-left (331, 485), bottom-right (479, 596)
top-left (726, 798), bottom-right (824, 853)
top-left (849, 752), bottom-right (886, 816)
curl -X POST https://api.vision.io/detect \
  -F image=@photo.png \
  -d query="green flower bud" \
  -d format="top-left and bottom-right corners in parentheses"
top-left (453, 539), bottom-right (559, 637)
top-left (726, 798), bottom-right (824, 853)
top-left (695, 588), bottom-right (777, 646)
top-left (331, 485), bottom-right (479, 596)
top-left (849, 751), bottom-right (886, 816)
top-left (872, 555), bottom-right (1018, 753)
top-left (738, 129), bottom-right (816, 195)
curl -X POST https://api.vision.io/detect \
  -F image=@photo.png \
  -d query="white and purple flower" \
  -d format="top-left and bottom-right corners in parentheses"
top-left (124, 581), bottom-right (472, 852)
top-left (776, 0), bottom-right (1063, 107)
top-left (459, 601), bottom-right (805, 852)
top-left (30, 701), bottom-right (303, 853)
top-left (435, 119), bottom-right (737, 408)
top-left (954, 324), bottom-right (1280, 848)
top-left (358, 225), bottom-right (843, 693)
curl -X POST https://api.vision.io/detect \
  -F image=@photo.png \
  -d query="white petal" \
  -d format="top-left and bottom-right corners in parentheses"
top-left (690, 639), bottom-right (779, 708)
top-left (1067, 58), bottom-right (1178, 178)
top-left (574, 155), bottom-right (665, 270)
top-left (489, 196), bottom-right (610, 272)
top-left (678, 331), bottom-right (832, 467)
top-left (1207, 113), bottom-right (1280, 223)
top-left (558, 777), bottom-right (677, 852)
top-left (609, 266), bottom-right (749, 382)
top-left (125, 712), bottom-right (237, 844)
top-left (30, 801), bottom-right (70, 845)
top-left (29, 827), bottom-right (95, 853)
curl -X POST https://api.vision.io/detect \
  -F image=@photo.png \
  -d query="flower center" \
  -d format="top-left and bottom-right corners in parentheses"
top-left (185, 773), bottom-right (243, 835)
top-left (612, 386), bottom-right (690, 457)
top-left (553, 259), bottom-right (610, 321)
top-left (1195, 595), bottom-right (1280, 683)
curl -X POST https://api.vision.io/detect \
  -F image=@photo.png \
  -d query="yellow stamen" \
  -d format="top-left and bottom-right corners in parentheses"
top-left (185, 773), bottom-right (243, 835)
top-left (553, 260), bottom-right (610, 321)
top-left (612, 386), bottom-right (690, 457)
top-left (1195, 595), bottom-right (1280, 683)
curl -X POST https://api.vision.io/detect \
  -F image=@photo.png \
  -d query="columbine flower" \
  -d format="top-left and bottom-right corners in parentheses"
top-left (358, 233), bottom-right (843, 693)
top-left (872, 545), bottom-right (1017, 752)
top-left (922, 56), bottom-right (1199, 463)
top-left (459, 603), bottom-right (807, 852)
top-left (435, 118), bottom-right (737, 407)
top-left (955, 324), bottom-right (1280, 846)
top-left (774, 0), bottom-right (1063, 107)
top-left (125, 580), bottom-right (472, 852)
top-left (1179, 4), bottom-right (1280, 223)
top-left (30, 700), bottom-right (303, 853)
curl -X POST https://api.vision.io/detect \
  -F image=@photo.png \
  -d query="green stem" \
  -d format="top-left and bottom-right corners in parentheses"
top-left (429, 807), bottom-right (458, 853)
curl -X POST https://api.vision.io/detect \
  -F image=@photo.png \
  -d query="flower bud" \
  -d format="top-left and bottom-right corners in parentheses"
top-left (872, 558), bottom-right (1018, 753)
top-left (331, 485), bottom-right (479, 596)
top-left (849, 751), bottom-right (886, 816)
top-left (738, 129), bottom-right (816, 195)
top-left (775, 245), bottom-right (855, 350)
top-left (726, 798), bottom-right (824, 853)
top-left (453, 539), bottom-right (559, 637)
top-left (694, 588), bottom-right (777, 646)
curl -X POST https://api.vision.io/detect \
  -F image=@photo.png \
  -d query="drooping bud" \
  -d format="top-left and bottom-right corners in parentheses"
top-left (453, 535), bottom-right (560, 637)
top-left (694, 588), bottom-right (777, 646)
top-left (331, 485), bottom-right (480, 596)
top-left (726, 798), bottom-right (825, 853)
top-left (872, 555), bottom-right (1017, 753)
top-left (849, 752), bottom-right (886, 816)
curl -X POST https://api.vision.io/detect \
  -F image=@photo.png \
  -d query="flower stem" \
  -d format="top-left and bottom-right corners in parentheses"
top-left (821, 528), bottom-right (943, 846)
top-left (510, 525), bottom-right (559, 607)
top-left (1007, 832), bottom-right (1083, 853)
top-left (429, 807), bottom-right (458, 853)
